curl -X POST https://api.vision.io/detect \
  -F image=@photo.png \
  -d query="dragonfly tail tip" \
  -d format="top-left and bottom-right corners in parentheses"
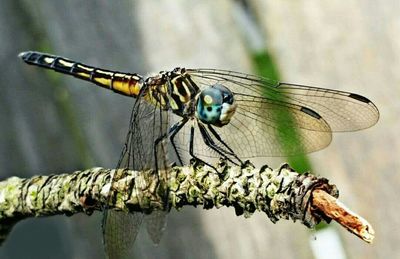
top-left (18, 51), bottom-right (29, 59)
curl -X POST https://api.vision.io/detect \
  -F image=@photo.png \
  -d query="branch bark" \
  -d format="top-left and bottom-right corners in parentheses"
top-left (0, 160), bottom-right (374, 245)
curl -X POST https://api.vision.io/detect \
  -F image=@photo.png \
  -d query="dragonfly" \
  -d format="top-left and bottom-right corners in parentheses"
top-left (19, 51), bottom-right (379, 258)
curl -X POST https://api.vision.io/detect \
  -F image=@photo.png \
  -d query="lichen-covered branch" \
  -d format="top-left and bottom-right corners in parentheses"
top-left (0, 160), bottom-right (374, 245)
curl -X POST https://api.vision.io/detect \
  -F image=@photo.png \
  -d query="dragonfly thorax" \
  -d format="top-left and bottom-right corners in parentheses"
top-left (195, 84), bottom-right (237, 127)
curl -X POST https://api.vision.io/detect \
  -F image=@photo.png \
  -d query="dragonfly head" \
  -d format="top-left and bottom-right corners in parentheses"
top-left (196, 84), bottom-right (237, 127)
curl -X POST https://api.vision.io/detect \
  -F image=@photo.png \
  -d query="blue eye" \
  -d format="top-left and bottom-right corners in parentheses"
top-left (197, 103), bottom-right (221, 124)
top-left (196, 84), bottom-right (236, 126)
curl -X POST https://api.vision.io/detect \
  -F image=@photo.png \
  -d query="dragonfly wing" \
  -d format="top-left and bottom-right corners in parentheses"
top-left (169, 98), bottom-right (332, 158)
top-left (178, 69), bottom-right (379, 158)
top-left (187, 68), bottom-right (379, 131)
top-left (141, 96), bottom-right (171, 244)
top-left (102, 89), bottom-right (171, 256)
top-left (103, 210), bottom-right (143, 259)
top-left (276, 83), bottom-right (379, 132)
top-left (213, 96), bottom-right (333, 157)
top-left (144, 210), bottom-right (168, 244)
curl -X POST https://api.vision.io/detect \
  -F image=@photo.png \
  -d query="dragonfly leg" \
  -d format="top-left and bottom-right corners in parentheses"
top-left (153, 118), bottom-right (189, 168)
top-left (207, 125), bottom-right (243, 165)
top-left (197, 124), bottom-right (239, 165)
top-left (189, 124), bottom-right (217, 170)
top-left (168, 118), bottom-right (188, 165)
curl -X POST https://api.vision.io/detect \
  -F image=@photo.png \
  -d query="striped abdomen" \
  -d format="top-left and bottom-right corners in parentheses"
top-left (19, 51), bottom-right (144, 98)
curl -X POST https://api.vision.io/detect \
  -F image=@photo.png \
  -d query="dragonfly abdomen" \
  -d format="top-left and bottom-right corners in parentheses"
top-left (19, 51), bottom-right (144, 98)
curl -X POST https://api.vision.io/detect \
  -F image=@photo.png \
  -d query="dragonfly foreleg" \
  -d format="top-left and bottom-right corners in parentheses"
top-left (197, 124), bottom-right (239, 165)
top-left (207, 125), bottom-right (243, 165)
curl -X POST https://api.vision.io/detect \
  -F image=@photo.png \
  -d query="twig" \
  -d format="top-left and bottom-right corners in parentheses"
top-left (0, 160), bottom-right (374, 245)
top-left (311, 189), bottom-right (375, 243)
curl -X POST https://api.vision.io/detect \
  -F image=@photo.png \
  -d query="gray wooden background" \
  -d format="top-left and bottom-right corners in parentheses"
top-left (0, 1), bottom-right (398, 258)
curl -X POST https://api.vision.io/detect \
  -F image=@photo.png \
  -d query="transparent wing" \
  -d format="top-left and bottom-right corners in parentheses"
top-left (143, 99), bottom-right (171, 245)
top-left (102, 87), bottom-right (171, 257)
top-left (187, 68), bottom-right (379, 131)
top-left (102, 211), bottom-right (143, 259)
top-left (172, 68), bottom-right (379, 158)
top-left (144, 210), bottom-right (168, 244)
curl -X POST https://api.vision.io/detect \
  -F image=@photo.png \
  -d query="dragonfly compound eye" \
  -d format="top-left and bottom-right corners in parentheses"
top-left (196, 84), bottom-right (237, 126)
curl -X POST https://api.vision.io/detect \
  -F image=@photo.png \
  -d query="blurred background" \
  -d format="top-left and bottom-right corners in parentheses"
top-left (0, 0), bottom-right (398, 258)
